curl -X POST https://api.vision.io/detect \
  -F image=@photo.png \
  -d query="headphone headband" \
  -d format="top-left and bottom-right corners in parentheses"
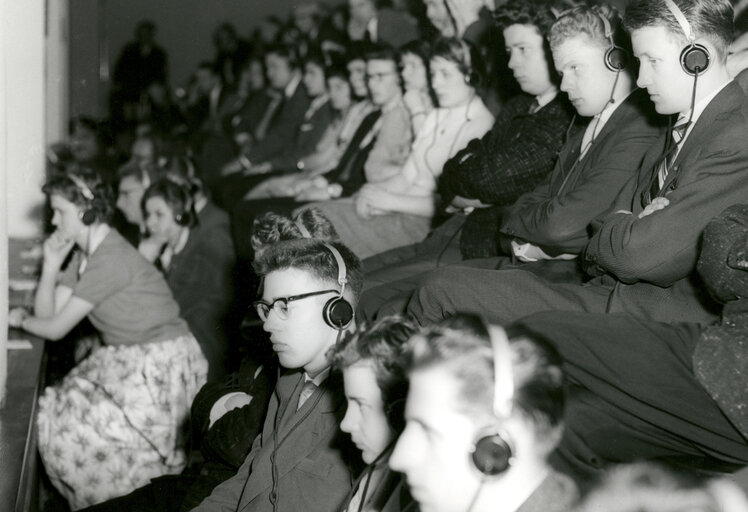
top-left (322, 241), bottom-right (348, 297)
top-left (663, 0), bottom-right (695, 42)
top-left (68, 173), bottom-right (95, 201)
top-left (488, 324), bottom-right (514, 419)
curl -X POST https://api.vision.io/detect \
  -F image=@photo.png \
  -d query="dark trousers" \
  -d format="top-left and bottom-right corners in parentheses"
top-left (517, 311), bottom-right (748, 489)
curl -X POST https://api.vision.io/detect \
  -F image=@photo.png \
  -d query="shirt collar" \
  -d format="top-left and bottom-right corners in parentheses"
top-left (284, 72), bottom-right (302, 99)
top-left (534, 87), bottom-right (558, 110)
top-left (366, 17), bottom-right (378, 41)
top-left (304, 366), bottom-right (330, 386)
top-left (589, 87), bottom-right (637, 136)
top-left (381, 93), bottom-right (403, 113)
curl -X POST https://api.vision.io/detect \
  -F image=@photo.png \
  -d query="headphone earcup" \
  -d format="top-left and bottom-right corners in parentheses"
top-left (323, 295), bottom-right (353, 330)
top-left (471, 430), bottom-right (513, 476)
top-left (80, 209), bottom-right (96, 226)
top-left (681, 43), bottom-right (710, 76)
top-left (605, 46), bottom-right (628, 72)
top-left (175, 213), bottom-right (189, 226)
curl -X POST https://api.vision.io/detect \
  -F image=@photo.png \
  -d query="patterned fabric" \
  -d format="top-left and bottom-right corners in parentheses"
top-left (37, 335), bottom-right (208, 510)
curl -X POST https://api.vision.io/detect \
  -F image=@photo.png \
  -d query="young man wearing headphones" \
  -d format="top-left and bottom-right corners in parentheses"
top-left (192, 237), bottom-right (364, 512)
top-left (405, 0), bottom-right (748, 330)
top-left (390, 315), bottom-right (576, 512)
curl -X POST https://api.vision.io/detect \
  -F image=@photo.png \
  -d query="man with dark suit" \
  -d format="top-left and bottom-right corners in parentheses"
top-left (191, 238), bottom-right (364, 512)
top-left (358, 3), bottom-right (665, 321)
top-left (405, 0), bottom-right (748, 327)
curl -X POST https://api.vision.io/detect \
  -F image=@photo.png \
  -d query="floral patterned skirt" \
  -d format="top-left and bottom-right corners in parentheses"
top-left (37, 334), bottom-right (208, 510)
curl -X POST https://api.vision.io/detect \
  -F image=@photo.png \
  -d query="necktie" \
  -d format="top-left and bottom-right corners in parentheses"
top-left (297, 380), bottom-right (317, 410)
top-left (527, 98), bottom-right (540, 115)
top-left (255, 93), bottom-right (284, 141)
top-left (649, 121), bottom-right (690, 199)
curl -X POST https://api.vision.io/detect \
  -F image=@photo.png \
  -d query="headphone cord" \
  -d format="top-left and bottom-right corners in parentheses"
top-left (464, 477), bottom-right (488, 512)
top-left (356, 441), bottom-right (397, 512)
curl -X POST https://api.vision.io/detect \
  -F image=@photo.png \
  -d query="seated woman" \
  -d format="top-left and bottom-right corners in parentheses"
top-left (515, 203), bottom-right (748, 487)
top-left (301, 37), bottom-right (494, 259)
top-left (8, 170), bottom-right (207, 509)
top-left (389, 314), bottom-right (577, 512)
top-left (399, 39), bottom-right (435, 134)
top-left (141, 178), bottom-right (235, 380)
top-left (329, 315), bottom-right (418, 512)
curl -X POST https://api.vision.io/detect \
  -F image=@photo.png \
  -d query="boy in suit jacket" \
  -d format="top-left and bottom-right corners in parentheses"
top-left (405, 0), bottom-right (748, 328)
top-left (192, 237), bottom-right (364, 512)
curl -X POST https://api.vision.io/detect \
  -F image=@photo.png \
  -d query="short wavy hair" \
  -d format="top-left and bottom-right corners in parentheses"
top-left (43, 167), bottom-right (115, 225)
top-left (549, 4), bottom-right (630, 55)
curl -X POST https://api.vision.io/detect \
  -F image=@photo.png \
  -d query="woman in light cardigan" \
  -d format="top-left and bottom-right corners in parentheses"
top-left (301, 37), bottom-right (494, 259)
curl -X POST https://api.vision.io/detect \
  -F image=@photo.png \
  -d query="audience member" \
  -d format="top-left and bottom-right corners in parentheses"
top-left (329, 315), bottom-right (418, 511)
top-left (347, 0), bottom-right (420, 47)
top-left (212, 23), bottom-right (252, 88)
top-left (191, 233), bottom-right (364, 511)
top-left (422, 0), bottom-right (457, 37)
top-left (516, 203), bottom-right (748, 485)
top-left (305, 37), bottom-right (494, 259)
top-left (390, 314), bottom-right (578, 512)
top-left (8, 170), bottom-right (207, 509)
top-left (406, 0), bottom-right (748, 328)
top-left (141, 179), bottom-right (235, 380)
top-left (399, 39), bottom-right (435, 133)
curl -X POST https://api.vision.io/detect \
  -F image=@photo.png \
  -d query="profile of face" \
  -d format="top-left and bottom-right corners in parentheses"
top-left (553, 34), bottom-right (619, 117)
top-left (347, 59), bottom-right (369, 98)
top-left (116, 175), bottom-right (146, 226)
top-left (430, 56), bottom-right (473, 108)
top-left (294, 5), bottom-right (317, 35)
top-left (195, 68), bottom-right (218, 95)
top-left (144, 196), bottom-right (182, 244)
top-left (366, 59), bottom-right (401, 106)
top-left (303, 62), bottom-right (327, 97)
top-left (423, 0), bottom-right (456, 37)
top-left (390, 366), bottom-right (484, 512)
top-left (248, 60), bottom-right (266, 92)
top-left (70, 124), bottom-right (100, 162)
top-left (633, 26), bottom-right (695, 115)
top-left (349, 0), bottom-right (377, 24)
top-left (50, 194), bottom-right (86, 242)
top-left (340, 361), bottom-right (394, 464)
top-left (261, 267), bottom-right (341, 375)
top-left (328, 76), bottom-right (353, 111)
top-left (265, 53), bottom-right (295, 90)
top-left (504, 24), bottom-right (554, 98)
top-left (401, 52), bottom-right (429, 92)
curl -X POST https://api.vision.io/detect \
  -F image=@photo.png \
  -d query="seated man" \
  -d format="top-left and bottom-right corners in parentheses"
top-left (390, 314), bottom-right (578, 512)
top-left (517, 203), bottom-right (748, 485)
top-left (406, 0), bottom-right (748, 327)
top-left (329, 315), bottom-right (418, 511)
top-left (359, 2), bottom-right (664, 321)
top-left (192, 235), bottom-right (365, 511)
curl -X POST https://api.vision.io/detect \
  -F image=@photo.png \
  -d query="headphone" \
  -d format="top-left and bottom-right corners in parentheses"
top-left (68, 173), bottom-right (97, 226)
top-left (663, 0), bottom-right (710, 75)
top-left (321, 242), bottom-right (355, 330)
top-left (596, 9), bottom-right (629, 72)
top-left (172, 182), bottom-right (192, 227)
top-left (470, 324), bottom-right (515, 477)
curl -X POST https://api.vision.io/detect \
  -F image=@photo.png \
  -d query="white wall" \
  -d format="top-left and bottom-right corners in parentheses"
top-left (2, 0), bottom-right (47, 238)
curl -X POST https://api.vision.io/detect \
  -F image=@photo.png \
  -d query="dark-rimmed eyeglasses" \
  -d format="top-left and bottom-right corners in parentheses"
top-left (252, 290), bottom-right (339, 321)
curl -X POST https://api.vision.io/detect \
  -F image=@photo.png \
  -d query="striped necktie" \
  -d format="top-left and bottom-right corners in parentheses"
top-left (649, 120), bottom-right (690, 199)
top-left (297, 380), bottom-right (317, 410)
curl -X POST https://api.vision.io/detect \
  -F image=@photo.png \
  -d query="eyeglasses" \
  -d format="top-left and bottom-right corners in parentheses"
top-left (253, 290), bottom-right (339, 321)
top-left (366, 71), bottom-right (397, 83)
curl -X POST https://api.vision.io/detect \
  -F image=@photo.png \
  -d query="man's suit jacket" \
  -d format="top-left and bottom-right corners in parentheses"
top-left (500, 88), bottom-right (665, 255)
top-left (249, 81), bottom-right (311, 165)
top-left (268, 98), bottom-right (335, 171)
top-left (192, 370), bottom-right (355, 512)
top-left (584, 80), bottom-right (748, 324)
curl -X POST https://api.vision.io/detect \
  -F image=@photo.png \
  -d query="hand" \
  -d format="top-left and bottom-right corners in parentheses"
top-left (42, 231), bottom-right (75, 271)
top-left (8, 307), bottom-right (29, 329)
top-left (247, 162), bottom-right (273, 175)
top-left (449, 195), bottom-right (490, 211)
top-left (295, 185), bottom-right (332, 202)
top-left (221, 158), bottom-right (246, 176)
top-left (638, 197), bottom-right (670, 219)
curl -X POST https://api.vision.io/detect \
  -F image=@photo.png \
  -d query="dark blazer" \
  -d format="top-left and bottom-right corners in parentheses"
top-left (248, 79), bottom-right (311, 165)
top-left (268, 98), bottom-right (335, 171)
top-left (437, 93), bottom-right (575, 259)
top-left (192, 370), bottom-right (356, 512)
top-left (583, 80), bottom-right (748, 323)
top-left (500, 88), bottom-right (665, 255)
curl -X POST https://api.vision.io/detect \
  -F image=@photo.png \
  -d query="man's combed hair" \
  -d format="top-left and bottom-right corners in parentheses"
top-left (253, 238), bottom-right (363, 305)
top-left (549, 4), bottom-right (630, 55)
top-left (404, 314), bottom-right (566, 453)
top-left (250, 208), bottom-right (339, 259)
top-left (493, 0), bottom-right (580, 37)
top-left (364, 42), bottom-right (399, 64)
top-left (623, 0), bottom-right (733, 61)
